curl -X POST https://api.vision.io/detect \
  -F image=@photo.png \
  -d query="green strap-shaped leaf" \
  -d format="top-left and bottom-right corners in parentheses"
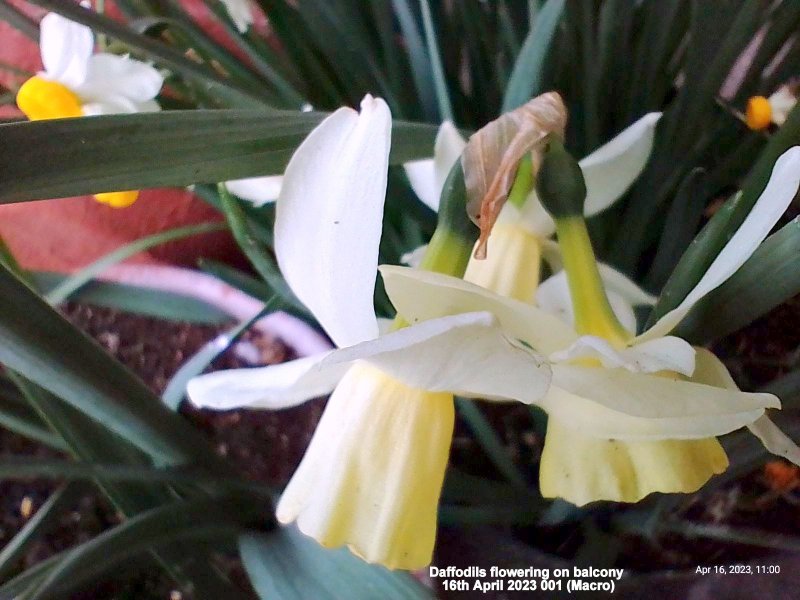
top-left (24, 493), bottom-right (268, 600)
top-left (649, 103), bottom-right (800, 325)
top-left (0, 457), bottom-right (267, 491)
top-left (501, 0), bottom-right (565, 113)
top-left (0, 110), bottom-right (439, 203)
top-left (676, 218), bottom-right (800, 343)
top-left (162, 306), bottom-right (270, 410)
top-left (32, 272), bottom-right (231, 324)
top-left (418, 0), bottom-right (453, 121)
top-left (0, 262), bottom-right (225, 468)
top-left (239, 528), bottom-right (432, 600)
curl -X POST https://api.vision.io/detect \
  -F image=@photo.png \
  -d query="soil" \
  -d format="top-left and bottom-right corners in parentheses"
top-left (0, 304), bottom-right (324, 599)
top-left (0, 294), bottom-right (798, 599)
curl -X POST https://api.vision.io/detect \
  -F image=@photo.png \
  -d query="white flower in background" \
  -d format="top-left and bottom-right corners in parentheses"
top-left (16, 8), bottom-right (163, 208)
top-left (188, 95), bottom-right (555, 570)
top-left (379, 145), bottom-right (800, 507)
top-left (403, 121), bottom-right (467, 211)
top-left (224, 175), bottom-right (284, 207)
top-left (220, 0), bottom-right (254, 33)
top-left (401, 113), bottom-right (663, 305)
top-left (746, 85), bottom-right (798, 130)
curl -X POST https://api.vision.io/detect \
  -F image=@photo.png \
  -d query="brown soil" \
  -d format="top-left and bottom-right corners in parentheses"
top-left (0, 304), bottom-right (324, 599)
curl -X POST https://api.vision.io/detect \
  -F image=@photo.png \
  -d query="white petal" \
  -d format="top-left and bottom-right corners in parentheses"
top-left (132, 99), bottom-right (161, 113)
top-left (748, 416), bottom-right (800, 467)
top-left (540, 347), bottom-right (769, 448)
top-left (692, 348), bottom-right (800, 466)
top-left (225, 176), bottom-right (283, 206)
top-left (550, 335), bottom-right (696, 376)
top-left (433, 121), bottom-right (467, 197)
top-left (275, 95), bottom-right (391, 348)
top-left (379, 265), bottom-right (578, 355)
top-left (579, 112), bottom-right (662, 216)
top-left (76, 54), bottom-right (163, 104)
top-left (403, 159), bottom-right (437, 210)
top-left (539, 238), bottom-right (563, 272)
top-left (376, 317), bottom-right (395, 335)
top-left (621, 336), bottom-right (697, 375)
top-left (535, 271), bottom-right (638, 333)
top-left (499, 194), bottom-right (556, 237)
top-left (768, 86), bottom-right (797, 126)
top-left (403, 121), bottom-right (466, 211)
top-left (186, 351), bottom-right (346, 410)
top-left (690, 347), bottom-right (738, 389)
top-left (221, 0), bottom-right (254, 32)
top-left (39, 11), bottom-right (93, 88)
top-left (641, 147), bottom-right (800, 341)
top-left (319, 311), bottom-right (552, 404)
top-left (551, 364), bottom-right (778, 419)
top-left (81, 95), bottom-right (138, 116)
top-left (276, 361), bottom-right (452, 569)
top-left (598, 263), bottom-right (657, 305)
top-left (541, 384), bottom-right (766, 441)
top-left (400, 244), bottom-right (427, 268)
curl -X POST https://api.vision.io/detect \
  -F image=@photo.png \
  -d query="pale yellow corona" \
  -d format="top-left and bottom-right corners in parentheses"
top-left (16, 75), bottom-right (142, 209)
top-left (17, 11), bottom-right (163, 209)
top-left (276, 362), bottom-right (454, 570)
top-left (464, 225), bottom-right (541, 302)
top-left (537, 216), bottom-right (729, 505)
top-left (16, 77), bottom-right (83, 121)
top-left (540, 418), bottom-right (728, 505)
top-left (94, 191), bottom-right (140, 208)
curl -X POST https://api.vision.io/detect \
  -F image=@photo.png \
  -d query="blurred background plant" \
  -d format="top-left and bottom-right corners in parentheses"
top-left (0, 0), bottom-right (798, 598)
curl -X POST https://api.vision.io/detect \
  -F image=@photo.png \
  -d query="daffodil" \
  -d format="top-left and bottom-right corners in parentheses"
top-left (16, 8), bottom-right (163, 208)
top-left (379, 144), bottom-right (800, 507)
top-left (400, 112), bottom-right (662, 304)
top-left (220, 0), bottom-right (254, 33)
top-left (403, 121), bottom-right (467, 212)
top-left (745, 85), bottom-right (798, 130)
top-left (187, 95), bottom-right (554, 570)
top-left (463, 113), bottom-right (661, 302)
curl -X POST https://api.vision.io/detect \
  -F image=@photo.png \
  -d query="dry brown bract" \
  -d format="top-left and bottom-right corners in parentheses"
top-left (462, 92), bottom-right (567, 259)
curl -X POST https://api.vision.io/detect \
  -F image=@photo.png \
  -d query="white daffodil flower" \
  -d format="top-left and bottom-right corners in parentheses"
top-left (403, 121), bottom-right (468, 211)
top-left (223, 175), bottom-right (285, 207)
top-left (401, 114), bottom-right (662, 305)
top-left (463, 113), bottom-right (662, 301)
top-left (220, 0), bottom-right (254, 33)
top-left (378, 145), bottom-right (800, 507)
top-left (746, 85), bottom-right (798, 130)
top-left (16, 8), bottom-right (163, 208)
top-left (188, 95), bottom-right (554, 570)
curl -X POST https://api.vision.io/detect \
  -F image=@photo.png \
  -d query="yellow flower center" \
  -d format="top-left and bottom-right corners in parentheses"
top-left (746, 96), bottom-right (772, 131)
top-left (16, 76), bottom-right (83, 121)
top-left (16, 77), bottom-right (141, 209)
top-left (94, 191), bottom-right (140, 208)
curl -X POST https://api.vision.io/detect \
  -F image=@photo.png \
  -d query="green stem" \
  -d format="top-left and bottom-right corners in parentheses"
top-left (555, 216), bottom-right (630, 344)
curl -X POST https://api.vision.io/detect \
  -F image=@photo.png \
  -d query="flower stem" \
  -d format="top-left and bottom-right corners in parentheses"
top-left (556, 216), bottom-right (630, 345)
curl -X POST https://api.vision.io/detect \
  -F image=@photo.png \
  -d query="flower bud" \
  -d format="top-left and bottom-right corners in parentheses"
top-left (535, 138), bottom-right (587, 218)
